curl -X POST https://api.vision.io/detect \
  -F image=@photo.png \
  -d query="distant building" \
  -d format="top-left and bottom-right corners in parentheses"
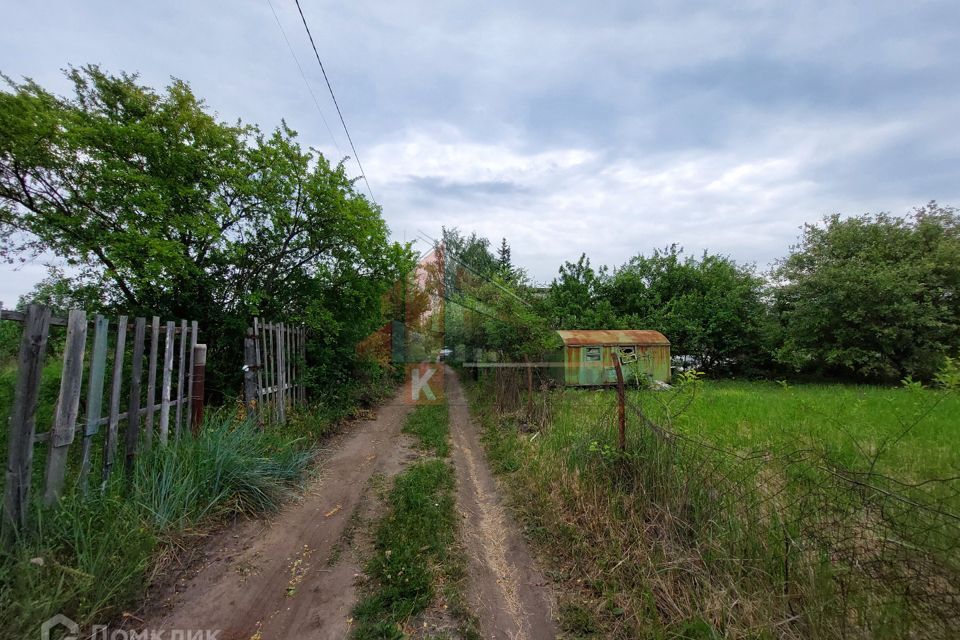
top-left (555, 330), bottom-right (670, 386)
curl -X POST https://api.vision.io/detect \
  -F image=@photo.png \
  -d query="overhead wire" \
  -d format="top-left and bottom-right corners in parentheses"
top-left (292, 0), bottom-right (377, 204)
top-left (264, 0), bottom-right (343, 159)
top-left (415, 230), bottom-right (533, 309)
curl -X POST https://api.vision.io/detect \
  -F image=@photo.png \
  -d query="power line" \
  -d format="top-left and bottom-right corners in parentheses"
top-left (264, 0), bottom-right (343, 158)
top-left (292, 0), bottom-right (377, 204)
top-left (416, 230), bottom-right (533, 309)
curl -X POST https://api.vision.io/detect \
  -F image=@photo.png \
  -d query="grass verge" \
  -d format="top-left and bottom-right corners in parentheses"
top-left (0, 405), bottom-right (338, 639)
top-left (465, 375), bottom-right (960, 640)
top-left (352, 403), bottom-right (479, 639)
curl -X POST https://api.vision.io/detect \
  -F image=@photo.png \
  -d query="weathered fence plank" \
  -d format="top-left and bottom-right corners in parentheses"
top-left (190, 344), bottom-right (207, 432)
top-left (286, 324), bottom-right (294, 409)
top-left (243, 318), bottom-right (306, 425)
top-left (124, 317), bottom-right (146, 476)
top-left (185, 320), bottom-right (198, 435)
top-left (292, 325), bottom-right (298, 405)
top-left (101, 315), bottom-right (128, 485)
top-left (3, 304), bottom-right (52, 532)
top-left (158, 320), bottom-right (175, 445)
top-left (277, 323), bottom-right (286, 424)
top-left (243, 330), bottom-right (258, 415)
top-left (264, 321), bottom-right (275, 420)
top-left (284, 323), bottom-right (290, 411)
top-left (174, 319), bottom-right (187, 439)
top-left (79, 315), bottom-right (109, 493)
top-left (253, 318), bottom-right (265, 411)
top-left (300, 326), bottom-right (306, 404)
top-left (42, 309), bottom-right (88, 505)
top-left (144, 316), bottom-right (160, 452)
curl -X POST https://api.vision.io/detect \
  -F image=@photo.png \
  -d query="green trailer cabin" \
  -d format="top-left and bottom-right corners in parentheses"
top-left (556, 329), bottom-right (671, 386)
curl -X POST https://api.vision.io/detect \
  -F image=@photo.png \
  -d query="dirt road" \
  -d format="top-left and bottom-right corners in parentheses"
top-left (144, 371), bottom-right (556, 639)
top-left (446, 367), bottom-right (557, 639)
top-left (146, 398), bottom-right (415, 640)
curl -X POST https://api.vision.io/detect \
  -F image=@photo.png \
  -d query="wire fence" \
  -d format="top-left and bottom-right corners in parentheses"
top-left (480, 364), bottom-right (960, 639)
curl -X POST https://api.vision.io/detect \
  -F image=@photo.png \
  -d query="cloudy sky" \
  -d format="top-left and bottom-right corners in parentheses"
top-left (3, 0), bottom-right (959, 301)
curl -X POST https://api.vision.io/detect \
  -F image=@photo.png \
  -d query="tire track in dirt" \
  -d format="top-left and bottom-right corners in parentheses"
top-left (143, 392), bottom-right (415, 640)
top-left (446, 366), bottom-right (557, 639)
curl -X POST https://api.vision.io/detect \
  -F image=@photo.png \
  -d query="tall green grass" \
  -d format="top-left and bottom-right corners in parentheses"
top-left (0, 409), bottom-right (327, 639)
top-left (468, 376), bottom-right (960, 639)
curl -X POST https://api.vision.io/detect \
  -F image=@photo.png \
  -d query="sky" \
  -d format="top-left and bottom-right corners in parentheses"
top-left (3, 0), bottom-right (959, 302)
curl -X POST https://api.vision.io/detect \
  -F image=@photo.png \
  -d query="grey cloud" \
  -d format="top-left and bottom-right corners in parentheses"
top-left (2, 0), bottom-right (959, 293)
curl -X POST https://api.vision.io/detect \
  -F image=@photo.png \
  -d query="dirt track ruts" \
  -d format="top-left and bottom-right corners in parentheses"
top-left (446, 366), bottom-right (557, 639)
top-left (145, 398), bottom-right (413, 640)
top-left (144, 369), bottom-right (556, 639)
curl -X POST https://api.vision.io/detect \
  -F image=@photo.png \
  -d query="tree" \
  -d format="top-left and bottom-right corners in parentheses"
top-left (0, 66), bottom-right (414, 397)
top-left (606, 246), bottom-right (768, 375)
top-left (497, 237), bottom-right (513, 275)
top-left (772, 203), bottom-right (960, 381)
top-left (543, 254), bottom-right (618, 329)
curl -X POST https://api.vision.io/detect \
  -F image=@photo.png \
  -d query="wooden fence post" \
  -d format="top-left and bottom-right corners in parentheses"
top-left (102, 315), bottom-right (128, 486)
top-left (174, 319), bottom-right (187, 440)
top-left (253, 318), bottom-right (264, 413)
top-left (243, 328), bottom-right (258, 419)
top-left (143, 316), bottom-right (160, 452)
top-left (43, 309), bottom-right (87, 505)
top-left (159, 320), bottom-right (175, 446)
top-left (613, 353), bottom-right (626, 452)
top-left (79, 315), bottom-right (109, 493)
top-left (190, 344), bottom-right (207, 434)
top-left (263, 321), bottom-right (274, 422)
top-left (3, 304), bottom-right (52, 533)
top-left (184, 320), bottom-right (198, 435)
top-left (298, 325), bottom-right (305, 405)
top-left (276, 323), bottom-right (286, 424)
top-left (282, 324), bottom-right (293, 411)
top-left (124, 317), bottom-right (146, 478)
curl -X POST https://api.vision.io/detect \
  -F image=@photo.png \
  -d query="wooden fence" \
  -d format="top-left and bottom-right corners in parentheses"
top-left (1, 303), bottom-right (203, 533)
top-left (243, 318), bottom-right (306, 424)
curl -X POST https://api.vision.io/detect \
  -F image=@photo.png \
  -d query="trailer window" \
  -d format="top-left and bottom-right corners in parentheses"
top-left (585, 347), bottom-right (601, 361)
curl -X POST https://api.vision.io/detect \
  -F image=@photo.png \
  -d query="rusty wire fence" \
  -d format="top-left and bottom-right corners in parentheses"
top-left (478, 364), bottom-right (960, 639)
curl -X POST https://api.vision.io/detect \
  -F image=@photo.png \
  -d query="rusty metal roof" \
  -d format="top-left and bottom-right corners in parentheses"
top-left (556, 330), bottom-right (670, 346)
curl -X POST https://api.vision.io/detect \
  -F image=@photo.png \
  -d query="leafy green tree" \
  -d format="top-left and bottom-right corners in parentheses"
top-left (543, 254), bottom-right (618, 329)
top-left (772, 203), bottom-right (960, 381)
top-left (441, 227), bottom-right (499, 294)
top-left (0, 66), bottom-right (413, 398)
top-left (476, 276), bottom-right (558, 360)
top-left (606, 246), bottom-right (768, 375)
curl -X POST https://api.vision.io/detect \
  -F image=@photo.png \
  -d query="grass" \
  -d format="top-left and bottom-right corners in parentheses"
top-left (542, 381), bottom-right (960, 481)
top-left (0, 406), bottom-right (337, 639)
top-left (467, 375), bottom-right (960, 639)
top-left (403, 404), bottom-right (451, 457)
top-left (352, 403), bottom-right (478, 639)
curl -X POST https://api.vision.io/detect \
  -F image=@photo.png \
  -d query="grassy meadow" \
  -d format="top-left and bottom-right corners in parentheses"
top-left (470, 376), bottom-right (960, 639)
top-left (549, 381), bottom-right (960, 484)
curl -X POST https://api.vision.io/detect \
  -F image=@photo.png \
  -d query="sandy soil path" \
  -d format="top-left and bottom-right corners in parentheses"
top-left (145, 394), bottom-right (414, 640)
top-left (446, 367), bottom-right (558, 639)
